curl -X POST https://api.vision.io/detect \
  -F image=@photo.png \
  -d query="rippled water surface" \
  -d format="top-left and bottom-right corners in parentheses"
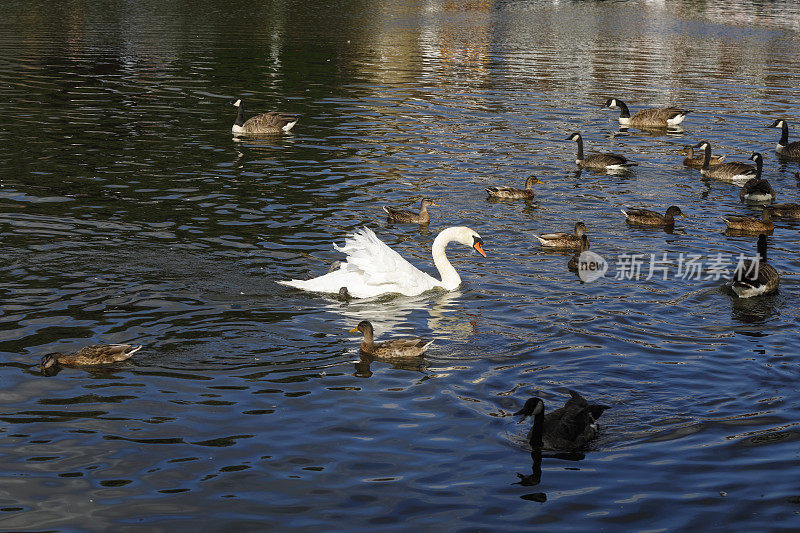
top-left (2, 0), bottom-right (800, 530)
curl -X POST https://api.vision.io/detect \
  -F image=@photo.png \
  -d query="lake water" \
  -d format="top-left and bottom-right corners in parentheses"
top-left (2, 0), bottom-right (800, 530)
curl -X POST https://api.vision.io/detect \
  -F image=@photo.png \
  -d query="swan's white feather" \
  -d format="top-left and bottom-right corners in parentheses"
top-left (278, 228), bottom-right (439, 298)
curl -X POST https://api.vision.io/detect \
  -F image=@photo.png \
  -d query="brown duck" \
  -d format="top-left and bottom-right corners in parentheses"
top-left (722, 208), bottom-right (774, 233)
top-left (350, 320), bottom-right (432, 359)
top-left (679, 146), bottom-right (725, 169)
top-left (40, 344), bottom-right (142, 373)
top-left (621, 205), bottom-right (685, 227)
top-left (383, 198), bottom-right (439, 224)
top-left (485, 176), bottom-right (543, 199)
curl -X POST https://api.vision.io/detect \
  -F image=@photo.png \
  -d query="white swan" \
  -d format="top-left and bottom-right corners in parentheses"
top-left (278, 226), bottom-right (486, 299)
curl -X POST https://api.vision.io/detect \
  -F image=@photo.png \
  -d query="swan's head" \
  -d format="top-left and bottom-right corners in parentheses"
top-left (514, 397), bottom-right (544, 421)
top-left (421, 198), bottom-right (440, 208)
top-left (230, 98), bottom-right (242, 108)
top-left (350, 320), bottom-right (374, 336)
top-left (450, 227), bottom-right (486, 257)
top-left (665, 206), bottom-right (685, 218)
top-left (603, 98), bottom-right (618, 109)
top-left (566, 132), bottom-right (582, 143)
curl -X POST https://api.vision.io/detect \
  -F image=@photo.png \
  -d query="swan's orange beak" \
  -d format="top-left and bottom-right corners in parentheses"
top-left (473, 241), bottom-right (486, 257)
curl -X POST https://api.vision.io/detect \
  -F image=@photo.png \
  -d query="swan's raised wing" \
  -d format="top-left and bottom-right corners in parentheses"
top-left (278, 228), bottom-right (439, 298)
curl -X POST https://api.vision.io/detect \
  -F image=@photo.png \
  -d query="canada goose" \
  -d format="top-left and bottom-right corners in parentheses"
top-left (730, 234), bottom-right (779, 298)
top-left (230, 97), bottom-right (299, 134)
top-left (515, 390), bottom-right (609, 451)
top-left (350, 320), bottom-right (433, 359)
top-left (39, 344), bottom-right (142, 374)
top-left (722, 208), bottom-right (774, 233)
top-left (768, 119), bottom-right (800, 160)
top-left (568, 234), bottom-right (590, 272)
top-left (739, 153), bottom-right (775, 203)
top-left (769, 203), bottom-right (800, 220)
top-left (534, 222), bottom-right (588, 249)
top-left (566, 133), bottom-right (637, 171)
top-left (603, 98), bottom-right (690, 128)
top-left (691, 141), bottom-right (757, 184)
top-left (383, 198), bottom-right (439, 224)
top-left (621, 205), bottom-right (685, 227)
top-left (485, 176), bottom-right (543, 200)
top-left (679, 146), bottom-right (725, 169)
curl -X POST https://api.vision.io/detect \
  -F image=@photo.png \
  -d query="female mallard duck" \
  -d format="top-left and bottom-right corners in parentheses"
top-left (679, 146), bottom-right (725, 169)
top-left (567, 132), bottom-right (637, 171)
top-left (621, 205), bottom-right (685, 227)
top-left (383, 198), bottom-right (439, 224)
top-left (603, 98), bottom-right (690, 128)
top-left (769, 203), bottom-right (800, 220)
top-left (730, 234), bottom-right (779, 298)
top-left (40, 344), bottom-right (142, 373)
top-left (739, 153), bottom-right (775, 203)
top-left (485, 176), bottom-right (543, 200)
top-left (279, 226), bottom-right (486, 298)
top-left (567, 234), bottom-right (590, 272)
top-left (691, 141), bottom-right (757, 184)
top-left (350, 320), bottom-right (433, 359)
top-left (722, 208), bottom-right (774, 233)
top-left (534, 222), bottom-right (588, 249)
top-left (768, 119), bottom-right (800, 160)
top-left (515, 390), bottom-right (609, 451)
top-left (231, 97), bottom-right (300, 134)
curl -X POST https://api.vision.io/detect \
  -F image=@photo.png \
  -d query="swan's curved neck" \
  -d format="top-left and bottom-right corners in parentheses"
top-left (431, 228), bottom-right (464, 290)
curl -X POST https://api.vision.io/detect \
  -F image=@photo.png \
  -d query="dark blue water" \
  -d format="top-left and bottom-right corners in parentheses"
top-left (2, 1), bottom-right (800, 530)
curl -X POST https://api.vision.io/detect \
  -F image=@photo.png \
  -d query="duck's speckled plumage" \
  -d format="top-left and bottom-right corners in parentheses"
top-left (722, 208), bottom-right (774, 233)
top-left (383, 198), bottom-right (439, 224)
top-left (351, 321), bottom-right (432, 359)
top-left (621, 206), bottom-right (685, 227)
top-left (40, 344), bottom-right (142, 373)
top-left (485, 176), bottom-right (543, 199)
top-left (534, 221), bottom-right (588, 249)
top-left (680, 146), bottom-right (725, 169)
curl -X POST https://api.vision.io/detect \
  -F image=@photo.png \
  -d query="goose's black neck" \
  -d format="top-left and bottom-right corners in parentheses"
top-left (235, 102), bottom-right (245, 127)
top-left (528, 410), bottom-right (545, 448)
top-left (701, 144), bottom-right (712, 171)
top-left (778, 121), bottom-right (789, 146)
top-left (757, 235), bottom-right (768, 263)
top-left (575, 136), bottom-right (584, 162)
top-left (617, 100), bottom-right (631, 118)
top-left (753, 155), bottom-right (763, 178)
